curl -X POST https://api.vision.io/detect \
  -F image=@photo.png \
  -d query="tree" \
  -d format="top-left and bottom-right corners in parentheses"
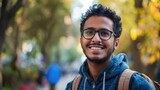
top-left (131, 0), bottom-right (144, 72)
top-left (23, 0), bottom-right (70, 65)
top-left (0, 0), bottom-right (23, 88)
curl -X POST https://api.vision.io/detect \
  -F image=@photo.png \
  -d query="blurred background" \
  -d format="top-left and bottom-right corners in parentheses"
top-left (0, 0), bottom-right (159, 90)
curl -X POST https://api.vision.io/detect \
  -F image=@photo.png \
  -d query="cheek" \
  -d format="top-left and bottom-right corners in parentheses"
top-left (103, 40), bottom-right (115, 50)
top-left (81, 38), bottom-right (90, 45)
top-left (80, 37), bottom-right (83, 47)
top-left (80, 38), bottom-right (88, 49)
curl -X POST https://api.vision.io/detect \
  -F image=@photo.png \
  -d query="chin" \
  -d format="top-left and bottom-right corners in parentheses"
top-left (86, 52), bottom-right (113, 64)
top-left (87, 56), bottom-right (108, 64)
top-left (83, 46), bottom-right (114, 64)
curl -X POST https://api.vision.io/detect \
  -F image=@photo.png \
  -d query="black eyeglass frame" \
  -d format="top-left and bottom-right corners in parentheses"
top-left (82, 28), bottom-right (116, 41)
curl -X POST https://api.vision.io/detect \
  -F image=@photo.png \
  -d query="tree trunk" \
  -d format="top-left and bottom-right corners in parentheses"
top-left (0, 3), bottom-right (9, 88)
top-left (131, 39), bottom-right (144, 72)
top-left (134, 0), bottom-right (143, 8)
top-left (131, 0), bottom-right (144, 72)
top-left (41, 47), bottom-right (49, 65)
top-left (0, 0), bottom-right (23, 88)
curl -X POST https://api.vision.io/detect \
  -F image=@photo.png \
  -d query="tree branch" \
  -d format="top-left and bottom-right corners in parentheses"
top-left (134, 0), bottom-right (143, 8)
top-left (1, 0), bottom-right (8, 18)
top-left (8, 0), bottom-right (23, 19)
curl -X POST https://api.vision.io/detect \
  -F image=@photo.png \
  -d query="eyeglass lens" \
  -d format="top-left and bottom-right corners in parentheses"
top-left (83, 29), bottom-right (112, 40)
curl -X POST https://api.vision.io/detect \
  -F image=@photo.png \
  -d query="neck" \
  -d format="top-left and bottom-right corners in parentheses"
top-left (87, 59), bottom-right (110, 81)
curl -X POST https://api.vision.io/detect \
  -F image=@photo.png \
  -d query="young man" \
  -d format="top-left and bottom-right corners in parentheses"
top-left (65, 4), bottom-right (154, 90)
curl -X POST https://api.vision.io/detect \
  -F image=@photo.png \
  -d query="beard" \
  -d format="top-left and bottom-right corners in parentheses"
top-left (86, 46), bottom-right (114, 64)
top-left (86, 48), bottom-right (114, 64)
top-left (81, 38), bottom-right (117, 64)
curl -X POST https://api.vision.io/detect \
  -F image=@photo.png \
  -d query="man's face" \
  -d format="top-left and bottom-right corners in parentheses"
top-left (80, 16), bottom-right (119, 64)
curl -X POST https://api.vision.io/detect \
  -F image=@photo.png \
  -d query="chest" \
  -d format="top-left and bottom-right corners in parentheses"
top-left (78, 76), bottom-right (119, 90)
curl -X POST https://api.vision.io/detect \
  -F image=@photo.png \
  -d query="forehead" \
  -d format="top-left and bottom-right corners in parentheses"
top-left (84, 16), bottom-right (113, 31)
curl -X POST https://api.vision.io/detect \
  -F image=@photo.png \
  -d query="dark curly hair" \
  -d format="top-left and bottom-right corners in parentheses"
top-left (80, 4), bottom-right (122, 38)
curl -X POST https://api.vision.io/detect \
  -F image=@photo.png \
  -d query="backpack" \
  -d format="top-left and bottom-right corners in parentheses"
top-left (118, 69), bottom-right (160, 90)
top-left (72, 69), bottom-right (160, 90)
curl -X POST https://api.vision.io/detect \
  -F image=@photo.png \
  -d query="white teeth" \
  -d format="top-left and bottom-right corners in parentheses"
top-left (91, 47), bottom-right (101, 50)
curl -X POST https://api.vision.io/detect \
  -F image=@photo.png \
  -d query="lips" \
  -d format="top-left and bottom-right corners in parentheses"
top-left (88, 44), bottom-right (105, 49)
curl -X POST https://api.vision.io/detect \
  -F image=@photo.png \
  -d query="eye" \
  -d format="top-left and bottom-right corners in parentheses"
top-left (100, 31), bottom-right (110, 37)
top-left (84, 30), bottom-right (94, 36)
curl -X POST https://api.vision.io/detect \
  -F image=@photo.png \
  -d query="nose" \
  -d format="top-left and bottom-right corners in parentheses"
top-left (92, 33), bottom-right (101, 42)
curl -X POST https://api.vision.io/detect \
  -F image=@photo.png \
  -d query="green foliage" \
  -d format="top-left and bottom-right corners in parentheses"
top-left (22, 0), bottom-right (71, 63)
top-left (50, 37), bottom-right (81, 63)
top-left (2, 64), bottom-right (39, 89)
top-left (24, 0), bottom-right (69, 42)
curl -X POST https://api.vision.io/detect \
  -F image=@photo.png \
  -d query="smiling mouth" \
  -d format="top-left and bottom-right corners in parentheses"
top-left (88, 45), bottom-right (105, 50)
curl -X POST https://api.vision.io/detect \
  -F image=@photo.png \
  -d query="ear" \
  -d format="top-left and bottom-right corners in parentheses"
top-left (114, 38), bottom-right (120, 50)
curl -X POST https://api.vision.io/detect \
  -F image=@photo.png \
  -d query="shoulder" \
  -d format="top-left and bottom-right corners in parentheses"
top-left (129, 73), bottom-right (154, 90)
top-left (65, 81), bottom-right (73, 90)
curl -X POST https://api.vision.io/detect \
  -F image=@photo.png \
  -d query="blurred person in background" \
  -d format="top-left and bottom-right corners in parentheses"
top-left (65, 4), bottom-right (154, 90)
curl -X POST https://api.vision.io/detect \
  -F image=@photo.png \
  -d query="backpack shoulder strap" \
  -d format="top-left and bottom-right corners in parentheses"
top-left (152, 81), bottom-right (160, 90)
top-left (118, 69), bottom-right (136, 90)
top-left (72, 74), bottom-right (81, 90)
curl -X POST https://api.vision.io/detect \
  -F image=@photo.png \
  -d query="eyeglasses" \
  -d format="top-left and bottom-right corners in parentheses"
top-left (82, 28), bottom-right (115, 40)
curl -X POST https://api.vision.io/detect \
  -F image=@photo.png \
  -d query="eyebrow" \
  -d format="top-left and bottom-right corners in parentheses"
top-left (84, 27), bottom-right (95, 30)
top-left (84, 27), bottom-right (111, 32)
